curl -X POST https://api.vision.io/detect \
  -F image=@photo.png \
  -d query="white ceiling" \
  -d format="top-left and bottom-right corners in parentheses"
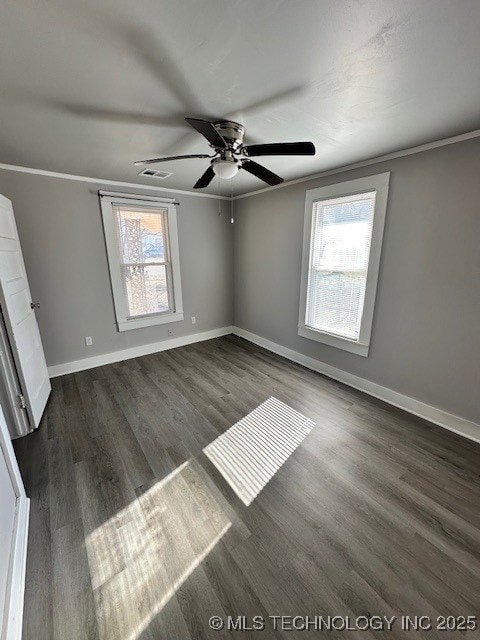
top-left (1, 0), bottom-right (480, 196)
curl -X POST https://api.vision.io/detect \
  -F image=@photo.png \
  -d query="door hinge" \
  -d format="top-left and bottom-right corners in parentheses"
top-left (18, 394), bottom-right (27, 410)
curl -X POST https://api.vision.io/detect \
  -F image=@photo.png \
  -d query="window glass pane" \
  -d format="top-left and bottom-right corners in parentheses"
top-left (306, 192), bottom-right (375, 340)
top-left (115, 205), bottom-right (167, 264)
top-left (112, 203), bottom-right (173, 319)
top-left (307, 271), bottom-right (366, 338)
top-left (122, 264), bottom-right (170, 317)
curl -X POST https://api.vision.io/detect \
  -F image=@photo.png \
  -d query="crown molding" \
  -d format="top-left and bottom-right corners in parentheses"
top-left (0, 163), bottom-right (231, 200)
top-left (233, 128), bottom-right (480, 200)
top-left (1, 127), bottom-right (480, 202)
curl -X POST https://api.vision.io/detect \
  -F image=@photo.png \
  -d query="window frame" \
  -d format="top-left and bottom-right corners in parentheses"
top-left (298, 172), bottom-right (390, 356)
top-left (100, 195), bottom-right (183, 331)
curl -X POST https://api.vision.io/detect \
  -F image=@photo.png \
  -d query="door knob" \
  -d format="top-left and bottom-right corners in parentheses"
top-left (30, 302), bottom-right (40, 309)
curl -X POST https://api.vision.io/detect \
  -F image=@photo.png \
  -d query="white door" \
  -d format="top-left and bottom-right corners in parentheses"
top-left (0, 444), bottom-right (17, 635)
top-left (0, 402), bottom-right (30, 640)
top-left (0, 194), bottom-right (50, 430)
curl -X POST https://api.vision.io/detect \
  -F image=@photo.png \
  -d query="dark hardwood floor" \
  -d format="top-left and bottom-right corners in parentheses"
top-left (14, 336), bottom-right (480, 639)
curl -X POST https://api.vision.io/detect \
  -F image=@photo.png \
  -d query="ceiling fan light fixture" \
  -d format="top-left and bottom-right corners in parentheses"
top-left (212, 159), bottom-right (239, 180)
top-left (136, 118), bottom-right (315, 188)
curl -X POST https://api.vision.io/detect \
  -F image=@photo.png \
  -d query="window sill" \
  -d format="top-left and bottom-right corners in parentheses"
top-left (298, 325), bottom-right (369, 357)
top-left (117, 311), bottom-right (184, 332)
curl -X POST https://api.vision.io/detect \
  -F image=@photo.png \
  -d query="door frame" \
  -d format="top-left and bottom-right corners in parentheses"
top-left (0, 307), bottom-right (31, 439)
top-left (0, 404), bottom-right (29, 640)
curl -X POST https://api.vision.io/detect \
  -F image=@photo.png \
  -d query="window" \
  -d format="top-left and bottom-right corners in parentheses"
top-left (100, 194), bottom-right (183, 331)
top-left (298, 173), bottom-right (390, 356)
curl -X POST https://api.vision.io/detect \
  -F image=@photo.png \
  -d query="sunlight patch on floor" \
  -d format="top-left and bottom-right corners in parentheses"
top-left (204, 396), bottom-right (315, 505)
top-left (85, 461), bottom-right (231, 640)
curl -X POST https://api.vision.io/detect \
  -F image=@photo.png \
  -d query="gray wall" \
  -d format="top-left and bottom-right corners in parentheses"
top-left (0, 170), bottom-right (233, 367)
top-left (1, 137), bottom-right (478, 424)
top-left (233, 138), bottom-right (480, 424)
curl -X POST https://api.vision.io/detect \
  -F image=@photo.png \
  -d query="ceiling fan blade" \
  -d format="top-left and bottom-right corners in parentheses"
top-left (185, 117), bottom-right (227, 148)
top-left (134, 153), bottom-right (212, 166)
top-left (241, 160), bottom-right (284, 186)
top-left (193, 166), bottom-right (215, 189)
top-left (243, 142), bottom-right (315, 157)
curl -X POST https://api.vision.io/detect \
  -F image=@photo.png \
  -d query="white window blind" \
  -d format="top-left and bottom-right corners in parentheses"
top-left (305, 191), bottom-right (376, 341)
top-left (113, 204), bottom-right (173, 318)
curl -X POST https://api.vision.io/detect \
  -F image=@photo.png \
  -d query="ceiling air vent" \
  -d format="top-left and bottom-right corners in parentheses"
top-left (138, 168), bottom-right (173, 179)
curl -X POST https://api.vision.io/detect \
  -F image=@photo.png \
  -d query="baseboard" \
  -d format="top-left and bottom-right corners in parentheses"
top-left (4, 496), bottom-right (30, 640)
top-left (232, 326), bottom-right (480, 445)
top-left (48, 326), bottom-right (234, 378)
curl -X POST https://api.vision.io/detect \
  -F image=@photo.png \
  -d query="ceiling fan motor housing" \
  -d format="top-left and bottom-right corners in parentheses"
top-left (213, 120), bottom-right (245, 150)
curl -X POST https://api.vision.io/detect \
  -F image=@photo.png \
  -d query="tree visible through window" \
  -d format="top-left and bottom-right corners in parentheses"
top-left (100, 194), bottom-right (183, 332)
top-left (113, 205), bottom-right (172, 318)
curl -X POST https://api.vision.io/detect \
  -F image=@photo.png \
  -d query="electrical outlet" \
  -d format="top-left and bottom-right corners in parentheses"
top-left (167, 328), bottom-right (173, 336)
top-left (191, 316), bottom-right (196, 325)
top-left (85, 336), bottom-right (93, 346)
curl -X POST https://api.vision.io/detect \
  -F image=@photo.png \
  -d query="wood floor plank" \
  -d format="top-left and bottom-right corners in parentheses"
top-left (14, 420), bottom-right (54, 640)
top-left (14, 336), bottom-right (480, 640)
top-left (51, 519), bottom-right (98, 640)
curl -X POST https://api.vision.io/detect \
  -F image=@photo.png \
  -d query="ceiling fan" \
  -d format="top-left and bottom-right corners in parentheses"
top-left (134, 118), bottom-right (316, 189)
